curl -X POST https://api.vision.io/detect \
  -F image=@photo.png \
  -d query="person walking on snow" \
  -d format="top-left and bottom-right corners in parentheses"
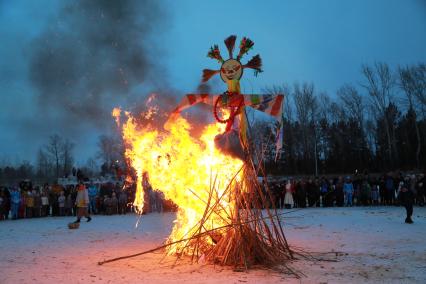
top-left (73, 182), bottom-right (91, 223)
top-left (398, 177), bottom-right (414, 224)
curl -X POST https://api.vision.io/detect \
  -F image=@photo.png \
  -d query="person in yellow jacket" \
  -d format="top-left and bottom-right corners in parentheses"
top-left (25, 190), bottom-right (34, 218)
top-left (73, 182), bottom-right (91, 223)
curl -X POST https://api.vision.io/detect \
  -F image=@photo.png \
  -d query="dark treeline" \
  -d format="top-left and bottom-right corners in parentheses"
top-left (258, 62), bottom-right (426, 175)
top-left (0, 134), bottom-right (124, 185)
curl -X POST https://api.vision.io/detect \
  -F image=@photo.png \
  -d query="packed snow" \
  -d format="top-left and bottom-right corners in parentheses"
top-left (1, 207), bottom-right (425, 283)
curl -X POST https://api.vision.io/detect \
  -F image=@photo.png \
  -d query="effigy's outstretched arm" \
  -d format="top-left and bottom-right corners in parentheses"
top-left (167, 93), bottom-right (284, 123)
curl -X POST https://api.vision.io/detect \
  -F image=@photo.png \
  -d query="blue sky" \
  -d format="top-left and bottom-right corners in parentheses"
top-left (1, 0), bottom-right (425, 165)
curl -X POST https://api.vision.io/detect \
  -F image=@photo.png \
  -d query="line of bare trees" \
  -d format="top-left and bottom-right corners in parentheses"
top-left (0, 134), bottom-right (125, 184)
top-left (259, 62), bottom-right (426, 175)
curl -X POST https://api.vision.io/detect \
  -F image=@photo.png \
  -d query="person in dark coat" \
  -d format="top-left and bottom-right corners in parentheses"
top-left (398, 177), bottom-right (414, 224)
top-left (296, 179), bottom-right (307, 208)
top-left (335, 177), bottom-right (344, 207)
top-left (307, 178), bottom-right (319, 207)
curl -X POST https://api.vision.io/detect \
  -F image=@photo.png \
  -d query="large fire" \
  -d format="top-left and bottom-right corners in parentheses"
top-left (113, 106), bottom-right (243, 254)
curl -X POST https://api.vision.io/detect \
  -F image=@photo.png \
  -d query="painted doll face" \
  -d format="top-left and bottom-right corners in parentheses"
top-left (220, 59), bottom-right (243, 82)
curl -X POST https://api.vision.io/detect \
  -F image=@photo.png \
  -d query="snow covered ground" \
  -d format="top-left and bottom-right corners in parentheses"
top-left (0, 207), bottom-right (425, 283)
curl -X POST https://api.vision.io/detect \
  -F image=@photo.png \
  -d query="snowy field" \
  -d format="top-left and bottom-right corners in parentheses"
top-left (1, 207), bottom-right (425, 283)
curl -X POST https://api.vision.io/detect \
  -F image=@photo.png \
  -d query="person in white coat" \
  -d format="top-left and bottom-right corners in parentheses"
top-left (73, 182), bottom-right (91, 223)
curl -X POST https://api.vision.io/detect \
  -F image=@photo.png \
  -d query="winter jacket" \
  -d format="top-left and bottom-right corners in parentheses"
top-left (41, 196), bottom-right (49, 206)
top-left (88, 185), bottom-right (98, 198)
top-left (343, 183), bottom-right (354, 194)
top-left (33, 194), bottom-right (42, 208)
top-left (58, 196), bottom-right (66, 208)
top-left (10, 190), bottom-right (21, 204)
top-left (26, 194), bottom-right (34, 207)
top-left (398, 185), bottom-right (414, 205)
top-left (76, 185), bottom-right (89, 208)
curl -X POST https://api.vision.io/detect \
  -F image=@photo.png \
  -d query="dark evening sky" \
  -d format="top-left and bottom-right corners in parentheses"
top-left (1, 0), bottom-right (425, 165)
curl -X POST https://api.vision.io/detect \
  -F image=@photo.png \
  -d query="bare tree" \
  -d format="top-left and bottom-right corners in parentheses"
top-left (85, 157), bottom-right (99, 176)
top-left (408, 64), bottom-right (426, 117)
top-left (361, 62), bottom-right (397, 167)
top-left (318, 92), bottom-right (332, 122)
top-left (46, 134), bottom-right (63, 179)
top-left (399, 65), bottom-right (423, 168)
top-left (43, 134), bottom-right (75, 180)
top-left (61, 139), bottom-right (74, 177)
top-left (329, 101), bottom-right (346, 123)
top-left (293, 82), bottom-right (318, 174)
top-left (97, 135), bottom-right (124, 174)
top-left (337, 84), bottom-right (365, 129)
top-left (36, 148), bottom-right (51, 179)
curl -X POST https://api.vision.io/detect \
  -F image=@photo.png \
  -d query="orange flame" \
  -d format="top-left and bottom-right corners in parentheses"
top-left (112, 107), bottom-right (121, 127)
top-left (119, 107), bottom-right (243, 254)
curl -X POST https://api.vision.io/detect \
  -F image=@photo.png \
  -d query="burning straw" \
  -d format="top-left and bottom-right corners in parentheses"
top-left (102, 106), bottom-right (298, 275)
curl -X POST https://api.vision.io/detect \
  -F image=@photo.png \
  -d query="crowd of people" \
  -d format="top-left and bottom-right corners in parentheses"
top-left (265, 172), bottom-right (424, 223)
top-left (0, 172), bottom-right (424, 223)
top-left (0, 179), bottom-right (169, 221)
top-left (265, 172), bottom-right (425, 209)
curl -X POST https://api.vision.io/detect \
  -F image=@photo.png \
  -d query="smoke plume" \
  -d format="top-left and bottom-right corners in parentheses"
top-left (29, 0), bottom-right (169, 130)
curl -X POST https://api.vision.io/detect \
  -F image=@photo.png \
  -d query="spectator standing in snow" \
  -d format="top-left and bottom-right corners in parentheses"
top-left (2, 187), bottom-right (11, 220)
top-left (25, 191), bottom-right (34, 218)
top-left (65, 193), bottom-right (73, 216)
top-left (110, 192), bottom-right (118, 215)
top-left (335, 177), bottom-right (344, 207)
top-left (284, 179), bottom-right (294, 209)
top-left (360, 180), bottom-right (371, 206)
top-left (41, 191), bottom-right (49, 217)
top-left (296, 179), bottom-right (307, 208)
top-left (104, 195), bottom-right (112, 215)
top-left (398, 177), bottom-right (414, 224)
top-left (324, 178), bottom-right (335, 207)
top-left (306, 179), bottom-right (317, 207)
top-left (33, 189), bottom-right (41, 218)
top-left (49, 190), bottom-right (59, 217)
top-left (88, 182), bottom-right (98, 214)
top-left (343, 177), bottom-right (354, 206)
top-left (19, 190), bottom-right (26, 218)
top-left (118, 190), bottom-right (128, 215)
top-left (58, 191), bottom-right (66, 216)
top-left (320, 178), bottom-right (329, 207)
top-left (385, 175), bottom-right (395, 205)
top-left (371, 178), bottom-right (380, 205)
top-left (10, 186), bottom-right (21, 219)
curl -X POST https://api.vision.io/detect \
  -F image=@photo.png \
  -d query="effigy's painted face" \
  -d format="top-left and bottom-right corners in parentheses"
top-left (220, 59), bottom-right (243, 82)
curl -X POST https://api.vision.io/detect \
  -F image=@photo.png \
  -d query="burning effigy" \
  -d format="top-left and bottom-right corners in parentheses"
top-left (108, 36), bottom-right (293, 270)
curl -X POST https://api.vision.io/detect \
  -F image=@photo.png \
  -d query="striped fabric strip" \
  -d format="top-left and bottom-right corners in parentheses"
top-left (169, 93), bottom-right (284, 121)
top-left (245, 94), bottom-right (284, 119)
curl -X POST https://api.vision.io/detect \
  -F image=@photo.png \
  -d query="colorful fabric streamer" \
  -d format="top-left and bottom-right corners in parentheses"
top-left (168, 93), bottom-right (283, 122)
